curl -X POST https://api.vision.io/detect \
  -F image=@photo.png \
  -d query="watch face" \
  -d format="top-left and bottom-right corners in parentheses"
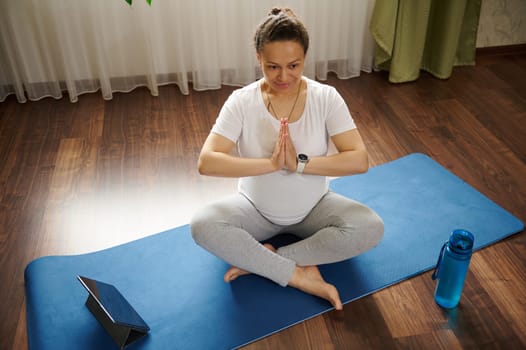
top-left (298, 153), bottom-right (308, 162)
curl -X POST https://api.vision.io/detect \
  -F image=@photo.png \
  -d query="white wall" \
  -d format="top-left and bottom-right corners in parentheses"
top-left (477, 0), bottom-right (526, 47)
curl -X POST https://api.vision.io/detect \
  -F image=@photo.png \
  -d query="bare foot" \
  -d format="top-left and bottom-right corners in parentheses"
top-left (223, 265), bottom-right (250, 282)
top-left (223, 243), bottom-right (276, 282)
top-left (288, 265), bottom-right (343, 310)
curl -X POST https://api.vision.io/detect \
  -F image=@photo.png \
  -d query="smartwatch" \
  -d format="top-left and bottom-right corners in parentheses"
top-left (296, 153), bottom-right (309, 174)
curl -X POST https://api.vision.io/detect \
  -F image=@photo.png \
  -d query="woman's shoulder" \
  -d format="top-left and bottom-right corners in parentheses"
top-left (222, 80), bottom-right (261, 110)
top-left (304, 77), bottom-right (339, 99)
top-left (231, 79), bottom-right (261, 97)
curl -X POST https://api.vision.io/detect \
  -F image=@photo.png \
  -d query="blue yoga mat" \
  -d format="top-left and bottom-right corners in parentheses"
top-left (25, 153), bottom-right (523, 350)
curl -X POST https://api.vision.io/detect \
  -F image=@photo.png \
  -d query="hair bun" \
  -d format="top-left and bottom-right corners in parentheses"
top-left (268, 7), bottom-right (295, 17)
top-left (269, 7), bottom-right (282, 16)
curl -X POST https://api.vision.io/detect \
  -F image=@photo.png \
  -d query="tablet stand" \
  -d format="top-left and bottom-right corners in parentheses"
top-left (85, 295), bottom-right (148, 349)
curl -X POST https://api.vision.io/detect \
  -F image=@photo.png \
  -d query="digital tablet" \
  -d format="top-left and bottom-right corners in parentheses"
top-left (77, 275), bottom-right (150, 332)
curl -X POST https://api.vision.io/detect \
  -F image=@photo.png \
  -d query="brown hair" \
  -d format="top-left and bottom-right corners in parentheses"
top-left (254, 7), bottom-right (309, 54)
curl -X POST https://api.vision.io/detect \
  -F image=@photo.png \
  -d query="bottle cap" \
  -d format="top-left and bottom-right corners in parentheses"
top-left (449, 229), bottom-right (474, 254)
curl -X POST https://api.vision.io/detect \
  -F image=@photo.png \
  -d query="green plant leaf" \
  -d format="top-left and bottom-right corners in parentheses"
top-left (124, 0), bottom-right (152, 6)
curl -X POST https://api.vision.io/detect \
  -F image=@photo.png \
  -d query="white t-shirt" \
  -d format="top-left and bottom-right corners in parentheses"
top-left (211, 77), bottom-right (356, 225)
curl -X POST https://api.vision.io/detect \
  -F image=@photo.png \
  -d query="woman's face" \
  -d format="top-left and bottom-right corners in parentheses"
top-left (257, 40), bottom-right (305, 94)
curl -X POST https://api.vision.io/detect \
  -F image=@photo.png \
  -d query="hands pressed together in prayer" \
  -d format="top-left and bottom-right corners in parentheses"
top-left (271, 118), bottom-right (298, 172)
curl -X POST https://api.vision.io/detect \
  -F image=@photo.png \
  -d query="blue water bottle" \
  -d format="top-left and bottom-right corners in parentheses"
top-left (431, 229), bottom-right (475, 308)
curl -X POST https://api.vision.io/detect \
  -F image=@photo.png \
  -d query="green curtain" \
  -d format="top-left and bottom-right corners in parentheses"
top-left (370, 0), bottom-right (481, 83)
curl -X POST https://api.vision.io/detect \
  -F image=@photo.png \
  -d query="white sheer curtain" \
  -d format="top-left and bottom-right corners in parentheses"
top-left (0, 0), bottom-right (376, 103)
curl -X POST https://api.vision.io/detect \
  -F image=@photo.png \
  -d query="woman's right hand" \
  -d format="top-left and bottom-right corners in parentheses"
top-left (270, 118), bottom-right (286, 170)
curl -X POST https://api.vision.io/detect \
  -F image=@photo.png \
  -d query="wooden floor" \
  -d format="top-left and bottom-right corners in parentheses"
top-left (1, 49), bottom-right (525, 349)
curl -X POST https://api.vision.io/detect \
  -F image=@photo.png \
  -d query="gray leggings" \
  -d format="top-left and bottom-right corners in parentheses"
top-left (190, 191), bottom-right (384, 287)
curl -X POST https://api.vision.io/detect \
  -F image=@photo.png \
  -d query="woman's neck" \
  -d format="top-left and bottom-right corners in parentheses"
top-left (262, 78), bottom-right (306, 122)
top-left (263, 78), bottom-right (304, 99)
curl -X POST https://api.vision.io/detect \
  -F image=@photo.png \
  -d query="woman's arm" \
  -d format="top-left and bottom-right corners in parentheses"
top-left (301, 128), bottom-right (369, 177)
top-left (197, 132), bottom-right (280, 177)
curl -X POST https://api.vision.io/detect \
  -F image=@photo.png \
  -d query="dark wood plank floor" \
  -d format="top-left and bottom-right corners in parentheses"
top-left (1, 49), bottom-right (525, 350)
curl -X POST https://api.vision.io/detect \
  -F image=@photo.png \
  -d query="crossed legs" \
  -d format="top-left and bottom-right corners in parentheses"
top-left (190, 192), bottom-right (384, 309)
